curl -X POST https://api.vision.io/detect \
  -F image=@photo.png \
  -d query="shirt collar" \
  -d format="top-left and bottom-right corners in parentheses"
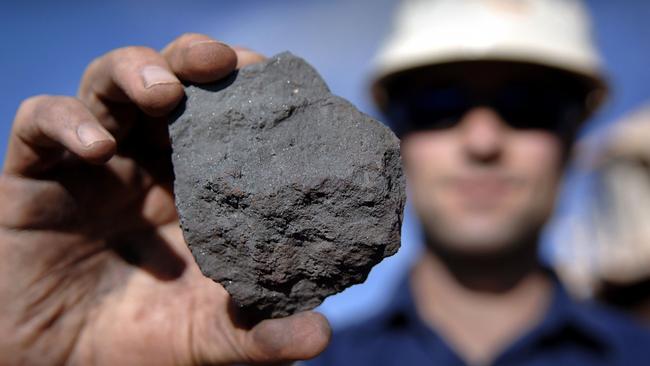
top-left (497, 273), bottom-right (615, 362)
top-left (377, 270), bottom-right (616, 359)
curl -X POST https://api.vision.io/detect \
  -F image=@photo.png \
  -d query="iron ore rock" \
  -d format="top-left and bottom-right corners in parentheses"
top-left (169, 52), bottom-right (405, 318)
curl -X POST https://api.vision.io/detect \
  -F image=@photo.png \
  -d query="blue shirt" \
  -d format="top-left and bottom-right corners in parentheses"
top-left (307, 276), bottom-right (650, 365)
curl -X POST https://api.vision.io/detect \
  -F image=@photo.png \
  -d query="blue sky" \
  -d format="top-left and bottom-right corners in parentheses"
top-left (1, 0), bottom-right (649, 328)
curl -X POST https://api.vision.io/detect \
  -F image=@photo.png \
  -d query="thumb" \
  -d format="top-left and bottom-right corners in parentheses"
top-left (244, 311), bottom-right (332, 364)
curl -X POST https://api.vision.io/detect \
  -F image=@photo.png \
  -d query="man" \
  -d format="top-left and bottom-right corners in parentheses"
top-left (0, 1), bottom-right (648, 366)
top-left (308, 0), bottom-right (650, 365)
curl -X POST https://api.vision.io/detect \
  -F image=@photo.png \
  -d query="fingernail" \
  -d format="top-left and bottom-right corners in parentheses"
top-left (141, 65), bottom-right (179, 89)
top-left (77, 123), bottom-right (113, 147)
top-left (188, 39), bottom-right (228, 49)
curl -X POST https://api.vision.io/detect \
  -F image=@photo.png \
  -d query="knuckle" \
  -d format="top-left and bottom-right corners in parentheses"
top-left (109, 46), bottom-right (161, 72)
top-left (177, 32), bottom-right (209, 43)
top-left (79, 56), bottom-right (104, 90)
top-left (16, 96), bottom-right (86, 130)
top-left (16, 95), bottom-right (44, 118)
top-left (36, 96), bottom-right (82, 117)
top-left (84, 54), bottom-right (104, 77)
top-left (15, 95), bottom-right (56, 125)
top-left (114, 45), bottom-right (158, 59)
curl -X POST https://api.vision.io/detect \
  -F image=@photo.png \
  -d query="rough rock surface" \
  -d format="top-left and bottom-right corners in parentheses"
top-left (169, 52), bottom-right (405, 318)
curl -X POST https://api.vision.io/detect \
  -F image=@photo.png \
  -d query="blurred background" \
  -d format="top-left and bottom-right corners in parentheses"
top-left (1, 0), bottom-right (650, 329)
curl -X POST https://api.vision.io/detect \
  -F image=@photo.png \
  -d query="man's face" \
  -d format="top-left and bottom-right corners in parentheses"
top-left (400, 106), bottom-right (564, 256)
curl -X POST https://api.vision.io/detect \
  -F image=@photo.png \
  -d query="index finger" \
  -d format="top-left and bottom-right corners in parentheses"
top-left (78, 46), bottom-right (184, 116)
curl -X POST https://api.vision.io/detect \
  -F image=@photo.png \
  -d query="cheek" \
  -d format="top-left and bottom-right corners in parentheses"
top-left (401, 132), bottom-right (456, 182)
top-left (509, 132), bottom-right (563, 189)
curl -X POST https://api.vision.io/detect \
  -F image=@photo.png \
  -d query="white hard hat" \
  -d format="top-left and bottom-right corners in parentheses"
top-left (372, 0), bottom-right (607, 110)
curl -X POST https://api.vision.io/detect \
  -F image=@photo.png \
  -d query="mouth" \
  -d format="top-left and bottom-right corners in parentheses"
top-left (442, 173), bottom-right (524, 205)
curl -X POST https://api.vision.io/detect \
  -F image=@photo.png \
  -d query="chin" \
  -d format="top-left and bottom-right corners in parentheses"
top-left (443, 232), bottom-right (524, 257)
top-left (422, 215), bottom-right (544, 259)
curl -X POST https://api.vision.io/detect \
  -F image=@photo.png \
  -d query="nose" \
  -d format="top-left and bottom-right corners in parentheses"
top-left (458, 107), bottom-right (507, 163)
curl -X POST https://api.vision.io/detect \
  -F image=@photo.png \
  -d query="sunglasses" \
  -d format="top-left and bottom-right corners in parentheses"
top-left (385, 80), bottom-right (589, 138)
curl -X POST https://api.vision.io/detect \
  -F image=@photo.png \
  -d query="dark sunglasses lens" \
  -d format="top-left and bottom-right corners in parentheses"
top-left (387, 81), bottom-right (587, 137)
top-left (493, 83), bottom-right (585, 133)
top-left (388, 87), bottom-right (471, 132)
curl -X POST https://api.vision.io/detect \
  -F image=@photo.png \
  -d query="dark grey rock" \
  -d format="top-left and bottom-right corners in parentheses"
top-left (169, 52), bottom-right (405, 318)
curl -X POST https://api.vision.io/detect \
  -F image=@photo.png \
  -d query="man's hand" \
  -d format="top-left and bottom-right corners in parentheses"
top-left (0, 33), bottom-right (330, 365)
